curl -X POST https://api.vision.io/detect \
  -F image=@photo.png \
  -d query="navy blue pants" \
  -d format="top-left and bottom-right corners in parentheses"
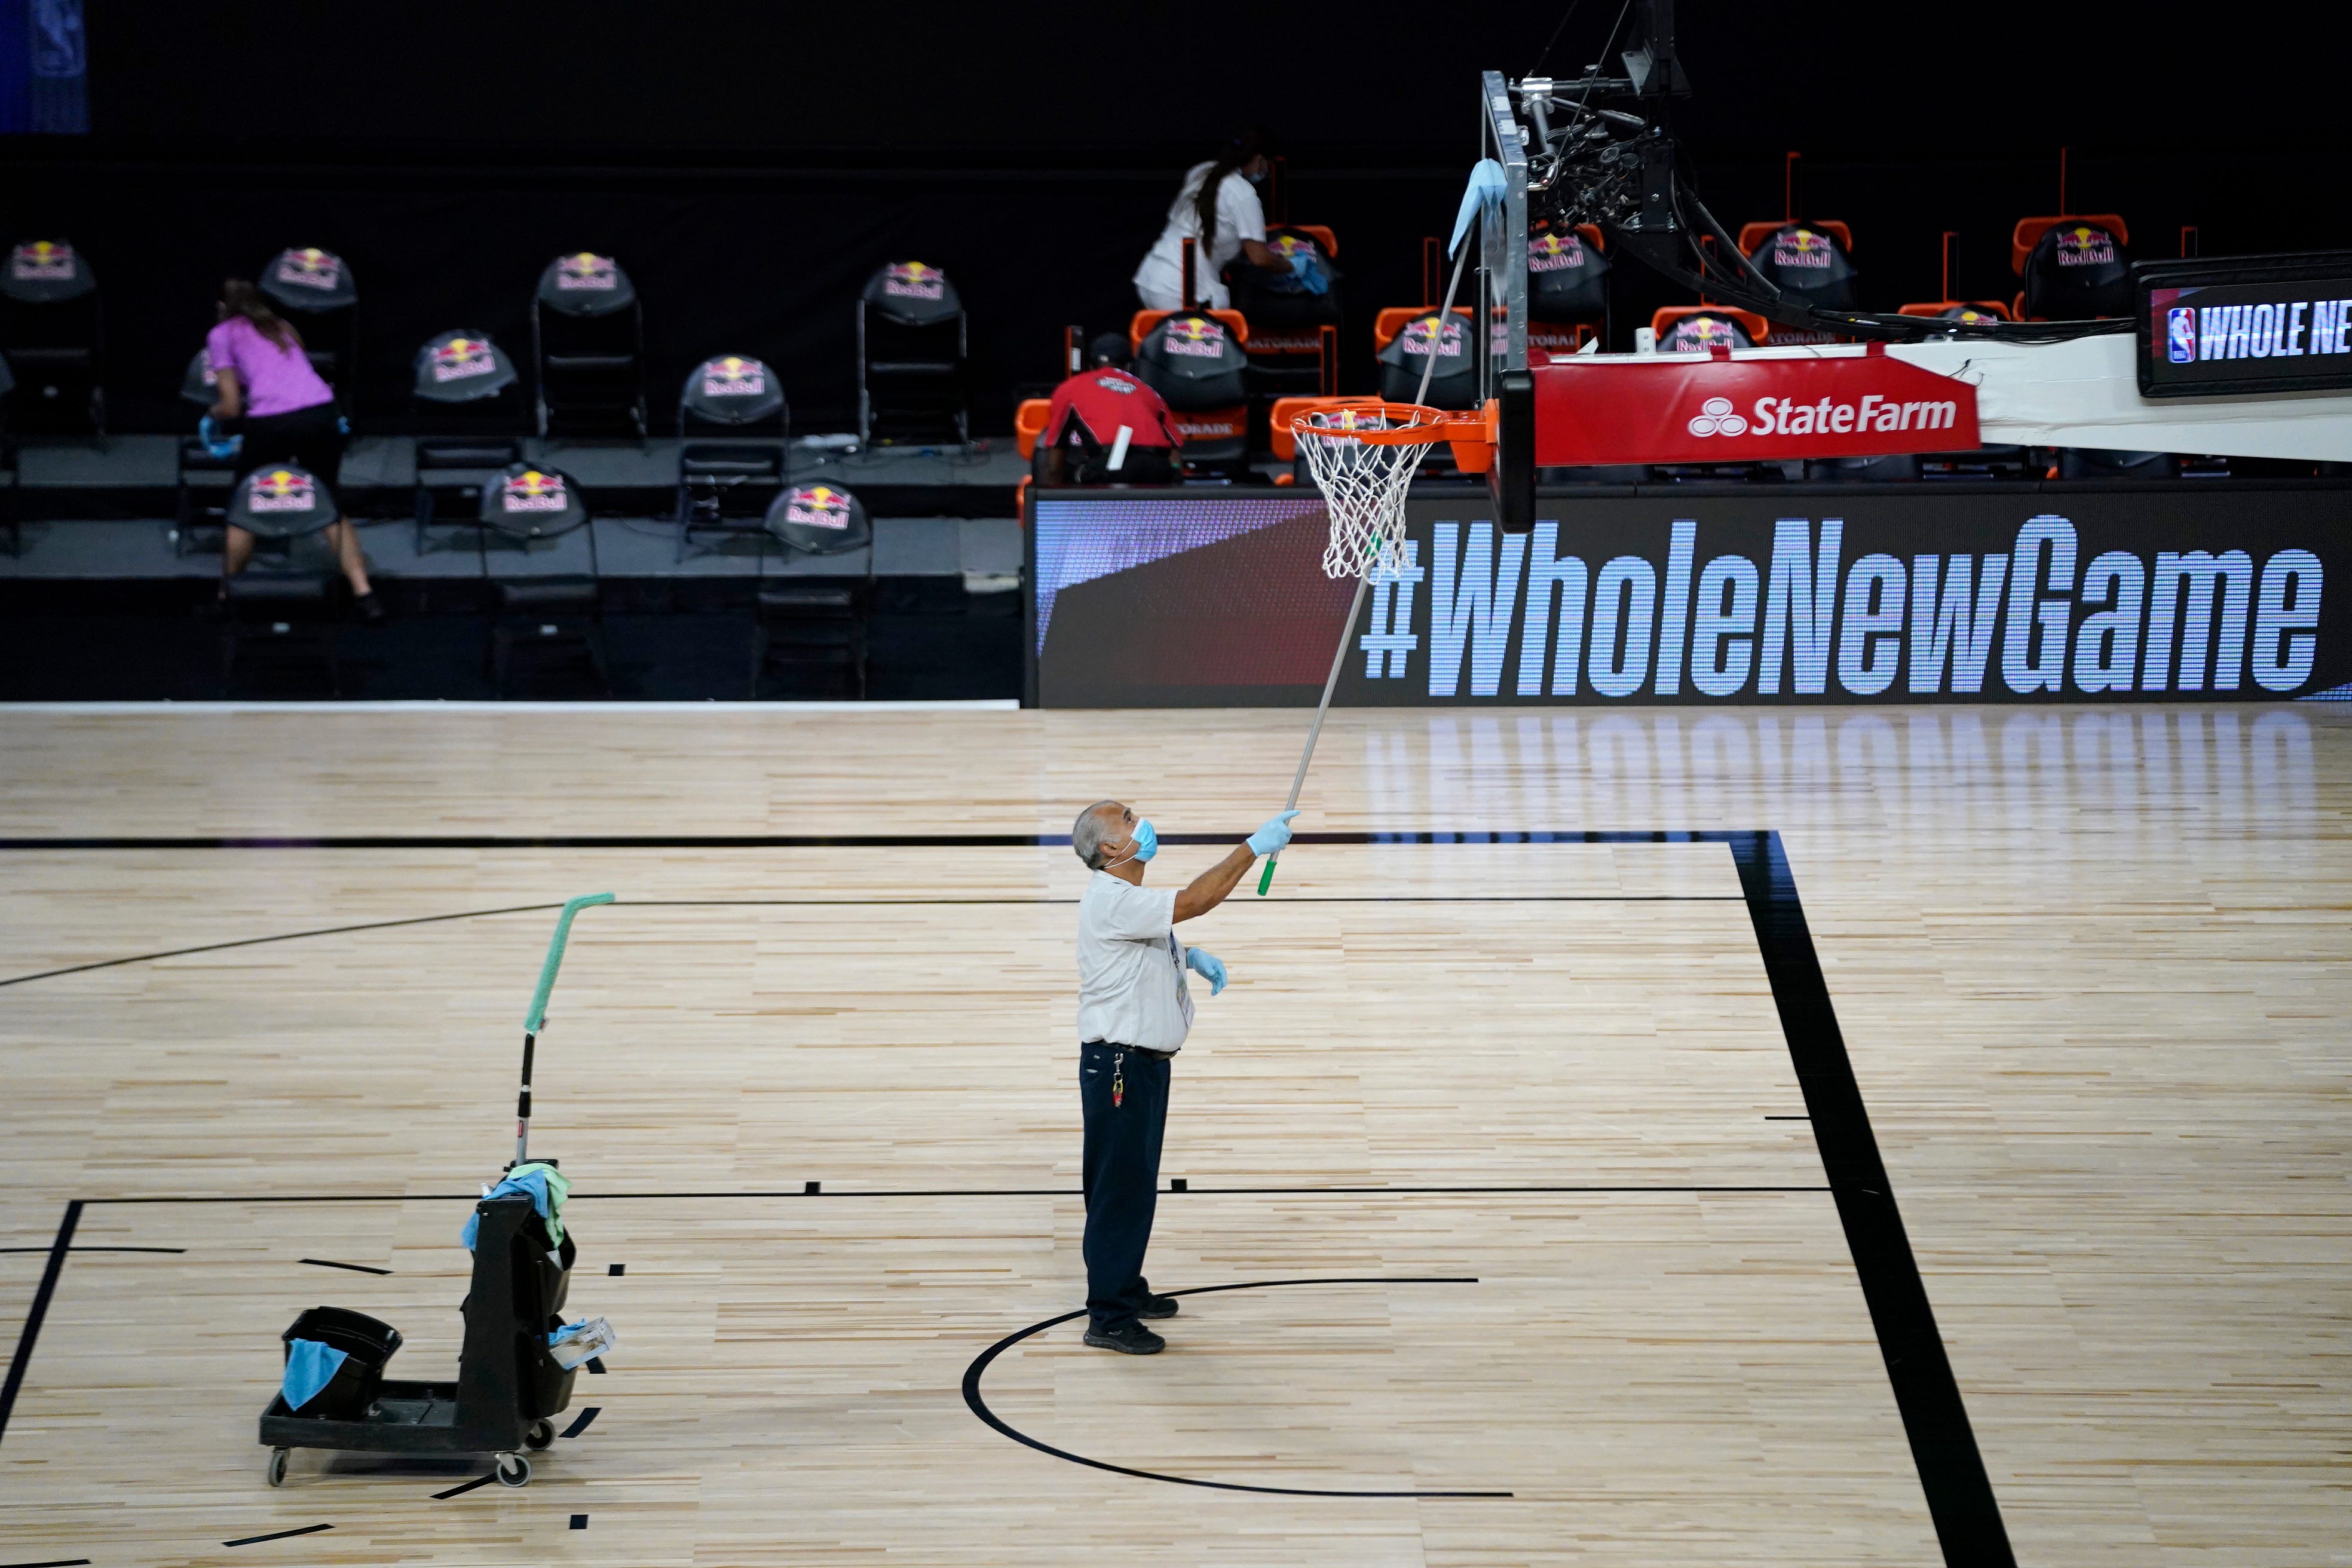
top-left (1079, 1041), bottom-right (1170, 1332)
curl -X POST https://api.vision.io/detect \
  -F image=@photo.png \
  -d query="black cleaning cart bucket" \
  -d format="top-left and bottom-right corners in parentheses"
top-left (281, 1306), bottom-right (403, 1420)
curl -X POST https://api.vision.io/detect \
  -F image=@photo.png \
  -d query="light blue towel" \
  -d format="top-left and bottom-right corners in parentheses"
top-left (459, 1162), bottom-right (571, 1251)
top-left (1448, 157), bottom-right (1510, 256)
top-left (283, 1338), bottom-right (349, 1411)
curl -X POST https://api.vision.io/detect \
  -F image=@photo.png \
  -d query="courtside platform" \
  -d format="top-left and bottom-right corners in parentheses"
top-left (0, 702), bottom-right (2344, 1566)
top-left (0, 437), bottom-right (1029, 700)
top-left (1, 433), bottom-right (1028, 522)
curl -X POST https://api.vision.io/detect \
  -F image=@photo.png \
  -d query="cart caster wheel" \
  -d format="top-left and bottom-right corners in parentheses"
top-left (266, 1447), bottom-right (290, 1488)
top-left (496, 1452), bottom-right (531, 1487)
top-left (525, 1418), bottom-right (555, 1450)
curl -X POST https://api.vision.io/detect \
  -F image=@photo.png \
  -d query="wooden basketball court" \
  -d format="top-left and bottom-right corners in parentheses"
top-left (1, 703), bottom-right (2344, 1566)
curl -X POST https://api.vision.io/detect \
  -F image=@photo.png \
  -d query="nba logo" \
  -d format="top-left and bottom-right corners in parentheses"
top-left (2166, 307), bottom-right (2197, 363)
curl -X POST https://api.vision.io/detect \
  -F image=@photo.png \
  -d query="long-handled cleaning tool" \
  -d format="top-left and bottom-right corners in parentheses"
top-left (513, 892), bottom-right (614, 1169)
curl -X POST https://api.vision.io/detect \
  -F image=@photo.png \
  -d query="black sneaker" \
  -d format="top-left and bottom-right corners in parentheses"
top-left (1082, 1322), bottom-right (1165, 1355)
top-left (1138, 1294), bottom-right (1179, 1320)
top-left (353, 590), bottom-right (387, 623)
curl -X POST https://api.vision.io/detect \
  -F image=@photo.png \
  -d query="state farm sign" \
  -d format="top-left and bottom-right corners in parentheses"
top-left (1532, 344), bottom-right (1981, 465)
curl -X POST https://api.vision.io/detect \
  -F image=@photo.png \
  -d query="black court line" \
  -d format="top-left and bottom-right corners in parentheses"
top-left (0, 1245), bottom-right (183, 1254)
top-left (6, 1558), bottom-right (94, 1566)
top-left (222, 1523), bottom-right (333, 1546)
top-left (0, 902), bottom-right (567, 988)
top-left (430, 1473), bottom-right (495, 1500)
top-left (0, 829), bottom-right (1712, 850)
top-left (0, 829), bottom-right (2010, 1563)
top-left (1726, 832), bottom-right (2012, 1568)
top-left (82, 1183), bottom-right (1830, 1204)
top-left (0, 1201), bottom-right (79, 1448)
top-left (963, 1278), bottom-right (1511, 1499)
top-left (299, 1257), bottom-right (392, 1275)
top-left (0, 893), bottom-right (1737, 991)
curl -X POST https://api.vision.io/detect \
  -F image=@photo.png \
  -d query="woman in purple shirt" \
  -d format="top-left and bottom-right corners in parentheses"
top-left (206, 278), bottom-right (382, 619)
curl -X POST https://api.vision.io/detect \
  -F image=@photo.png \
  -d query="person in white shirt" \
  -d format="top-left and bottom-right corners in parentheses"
top-left (1131, 126), bottom-right (1297, 312)
top-left (1068, 798), bottom-right (1298, 1353)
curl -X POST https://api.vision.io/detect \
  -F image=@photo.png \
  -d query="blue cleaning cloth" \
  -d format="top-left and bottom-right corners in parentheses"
top-left (1448, 158), bottom-right (1510, 256)
top-left (1287, 253), bottom-right (1330, 296)
top-left (283, 1338), bottom-right (349, 1411)
top-left (459, 1161), bottom-right (571, 1251)
top-left (197, 414), bottom-right (243, 461)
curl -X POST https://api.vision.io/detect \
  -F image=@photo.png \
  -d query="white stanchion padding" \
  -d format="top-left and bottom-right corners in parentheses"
top-left (1890, 335), bottom-right (2352, 463)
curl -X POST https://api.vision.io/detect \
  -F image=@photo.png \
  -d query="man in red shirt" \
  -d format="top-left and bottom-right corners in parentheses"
top-left (1037, 363), bottom-right (1181, 484)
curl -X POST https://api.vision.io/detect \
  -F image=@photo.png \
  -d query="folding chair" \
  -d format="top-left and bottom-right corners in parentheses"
top-left (532, 253), bottom-right (647, 443)
top-left (858, 262), bottom-right (969, 447)
top-left (1, 239), bottom-right (105, 437)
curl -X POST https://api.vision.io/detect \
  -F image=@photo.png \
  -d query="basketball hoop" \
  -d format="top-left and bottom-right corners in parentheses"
top-left (1291, 402), bottom-right (1492, 580)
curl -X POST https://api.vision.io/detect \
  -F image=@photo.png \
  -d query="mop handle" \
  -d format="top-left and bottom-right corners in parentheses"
top-left (516, 893), bottom-right (614, 1168)
top-left (1257, 567), bottom-right (1374, 896)
top-left (1258, 231), bottom-right (1478, 897)
top-left (524, 892), bottom-right (615, 1032)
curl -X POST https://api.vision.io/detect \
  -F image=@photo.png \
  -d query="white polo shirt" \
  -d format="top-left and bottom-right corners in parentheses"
top-left (1132, 162), bottom-right (1267, 312)
top-left (1076, 871), bottom-right (1193, 1053)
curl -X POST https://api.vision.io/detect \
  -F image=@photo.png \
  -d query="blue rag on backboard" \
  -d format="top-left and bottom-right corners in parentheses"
top-left (1448, 158), bottom-right (1509, 256)
top-left (283, 1338), bottom-right (349, 1411)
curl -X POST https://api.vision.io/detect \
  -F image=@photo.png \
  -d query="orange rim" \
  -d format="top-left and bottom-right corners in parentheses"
top-left (1290, 402), bottom-right (1490, 448)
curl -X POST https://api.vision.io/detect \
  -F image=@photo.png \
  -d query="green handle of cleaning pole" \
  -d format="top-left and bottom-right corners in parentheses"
top-left (1257, 855), bottom-right (1279, 896)
top-left (524, 893), bottom-right (615, 1031)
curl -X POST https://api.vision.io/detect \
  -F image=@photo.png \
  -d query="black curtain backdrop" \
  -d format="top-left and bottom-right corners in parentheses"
top-left (6, 2), bottom-right (2347, 434)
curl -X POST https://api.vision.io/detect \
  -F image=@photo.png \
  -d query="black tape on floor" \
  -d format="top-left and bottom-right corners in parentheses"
top-left (222, 1524), bottom-right (332, 1547)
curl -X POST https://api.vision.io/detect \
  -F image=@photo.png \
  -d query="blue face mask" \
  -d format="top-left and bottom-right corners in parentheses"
top-left (1127, 819), bottom-right (1159, 862)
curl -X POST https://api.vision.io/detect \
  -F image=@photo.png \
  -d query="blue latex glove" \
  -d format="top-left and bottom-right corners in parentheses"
top-left (1288, 253), bottom-right (1330, 296)
top-left (1448, 157), bottom-right (1509, 256)
top-left (1247, 810), bottom-right (1300, 856)
top-left (197, 414), bottom-right (242, 461)
top-left (1186, 947), bottom-right (1227, 996)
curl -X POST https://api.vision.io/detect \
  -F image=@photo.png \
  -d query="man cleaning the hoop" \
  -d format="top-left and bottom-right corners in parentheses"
top-left (1068, 800), bottom-right (1298, 1353)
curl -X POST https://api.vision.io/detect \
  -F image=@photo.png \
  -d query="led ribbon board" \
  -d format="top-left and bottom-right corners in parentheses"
top-left (2137, 252), bottom-right (2352, 399)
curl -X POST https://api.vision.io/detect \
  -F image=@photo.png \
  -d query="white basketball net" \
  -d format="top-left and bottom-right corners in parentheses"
top-left (1295, 406), bottom-right (1447, 580)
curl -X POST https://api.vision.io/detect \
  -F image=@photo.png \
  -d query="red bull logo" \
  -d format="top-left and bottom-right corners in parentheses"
top-left (556, 252), bottom-right (618, 290)
top-left (2054, 226), bottom-right (2117, 267)
top-left (782, 485), bottom-right (852, 529)
top-left (11, 240), bottom-right (75, 281)
top-left (501, 468), bottom-right (568, 514)
top-left (1527, 231), bottom-right (1588, 273)
top-left (1399, 316), bottom-right (1463, 357)
top-left (1664, 314), bottom-right (1746, 351)
top-left (246, 468), bottom-right (317, 514)
top-left (1163, 316), bottom-right (1227, 358)
top-left (431, 336), bottom-right (499, 382)
top-left (1947, 307), bottom-right (2000, 326)
top-left (274, 247), bottom-right (343, 290)
top-left (1270, 233), bottom-right (1322, 261)
top-left (699, 356), bottom-right (767, 397)
top-left (883, 262), bottom-right (946, 301)
top-left (1771, 227), bottom-right (1835, 269)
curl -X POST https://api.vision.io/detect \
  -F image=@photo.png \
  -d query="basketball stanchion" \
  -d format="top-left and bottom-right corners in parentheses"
top-left (1257, 198), bottom-right (1494, 896)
